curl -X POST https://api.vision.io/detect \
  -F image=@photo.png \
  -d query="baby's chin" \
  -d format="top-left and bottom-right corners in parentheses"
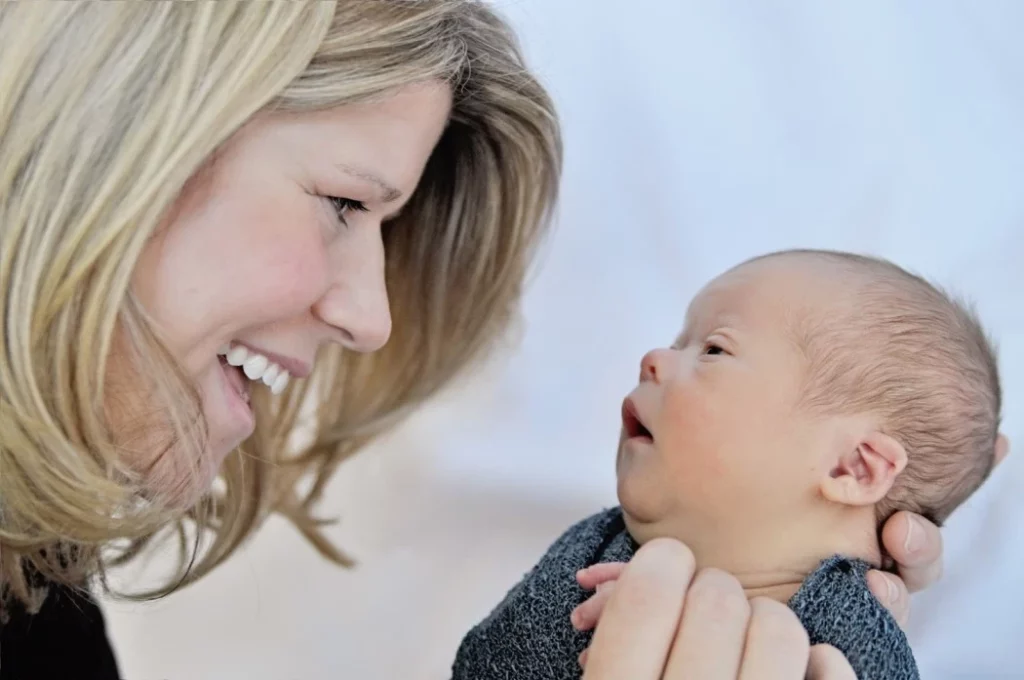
top-left (616, 476), bottom-right (677, 545)
top-left (619, 504), bottom-right (683, 549)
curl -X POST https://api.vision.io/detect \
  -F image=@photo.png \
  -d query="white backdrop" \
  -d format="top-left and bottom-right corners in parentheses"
top-left (104, 2), bottom-right (1024, 678)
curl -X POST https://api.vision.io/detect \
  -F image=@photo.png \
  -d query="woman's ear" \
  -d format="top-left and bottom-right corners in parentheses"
top-left (820, 431), bottom-right (908, 506)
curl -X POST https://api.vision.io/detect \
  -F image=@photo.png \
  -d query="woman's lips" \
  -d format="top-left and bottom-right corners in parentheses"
top-left (217, 355), bottom-right (255, 438)
top-left (219, 355), bottom-right (251, 404)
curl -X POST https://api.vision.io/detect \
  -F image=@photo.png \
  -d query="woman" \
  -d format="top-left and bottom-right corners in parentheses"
top-left (0, 2), bottom-right (947, 679)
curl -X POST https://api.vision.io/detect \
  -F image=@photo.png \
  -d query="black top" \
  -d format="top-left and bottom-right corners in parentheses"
top-left (1, 583), bottom-right (120, 680)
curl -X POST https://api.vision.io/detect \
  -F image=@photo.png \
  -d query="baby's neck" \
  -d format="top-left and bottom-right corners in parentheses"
top-left (736, 569), bottom-right (812, 604)
top-left (625, 506), bottom-right (881, 604)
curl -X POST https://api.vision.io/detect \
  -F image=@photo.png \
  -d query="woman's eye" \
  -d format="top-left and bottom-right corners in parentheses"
top-left (326, 196), bottom-right (368, 227)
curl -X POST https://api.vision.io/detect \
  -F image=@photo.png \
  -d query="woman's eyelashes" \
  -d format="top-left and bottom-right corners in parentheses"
top-left (326, 195), bottom-right (369, 227)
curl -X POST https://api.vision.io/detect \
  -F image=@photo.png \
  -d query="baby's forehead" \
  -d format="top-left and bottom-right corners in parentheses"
top-left (680, 259), bottom-right (841, 336)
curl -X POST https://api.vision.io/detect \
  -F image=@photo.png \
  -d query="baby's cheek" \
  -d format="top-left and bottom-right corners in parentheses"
top-left (659, 387), bottom-right (733, 488)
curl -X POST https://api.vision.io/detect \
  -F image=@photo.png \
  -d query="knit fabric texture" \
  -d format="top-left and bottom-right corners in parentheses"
top-left (790, 554), bottom-right (919, 679)
top-left (451, 507), bottom-right (919, 680)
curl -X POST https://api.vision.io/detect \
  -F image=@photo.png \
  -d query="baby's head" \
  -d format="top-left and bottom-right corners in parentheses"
top-left (618, 250), bottom-right (1001, 569)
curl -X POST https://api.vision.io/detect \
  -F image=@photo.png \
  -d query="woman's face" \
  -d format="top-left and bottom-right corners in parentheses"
top-left (126, 82), bottom-right (452, 495)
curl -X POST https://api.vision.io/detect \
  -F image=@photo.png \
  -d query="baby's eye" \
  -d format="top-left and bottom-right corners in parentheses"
top-left (703, 342), bottom-right (726, 356)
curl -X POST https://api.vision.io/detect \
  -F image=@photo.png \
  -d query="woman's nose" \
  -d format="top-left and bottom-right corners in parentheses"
top-left (333, 286), bottom-right (392, 353)
top-left (640, 348), bottom-right (670, 383)
top-left (313, 230), bottom-right (393, 353)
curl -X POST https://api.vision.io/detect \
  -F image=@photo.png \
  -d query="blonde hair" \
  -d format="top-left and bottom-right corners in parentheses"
top-left (0, 1), bottom-right (560, 608)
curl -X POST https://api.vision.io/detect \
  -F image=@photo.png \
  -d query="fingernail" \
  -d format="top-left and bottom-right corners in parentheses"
top-left (904, 515), bottom-right (926, 555)
top-left (884, 573), bottom-right (899, 605)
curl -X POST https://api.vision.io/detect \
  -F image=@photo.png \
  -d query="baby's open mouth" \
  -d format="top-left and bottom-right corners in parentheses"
top-left (622, 397), bottom-right (654, 442)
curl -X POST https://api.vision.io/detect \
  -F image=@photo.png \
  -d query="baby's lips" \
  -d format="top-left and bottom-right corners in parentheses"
top-left (621, 395), bottom-right (641, 431)
top-left (621, 394), bottom-right (654, 441)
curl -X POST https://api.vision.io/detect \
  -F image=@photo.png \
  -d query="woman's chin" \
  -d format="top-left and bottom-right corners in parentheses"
top-left (141, 436), bottom-right (236, 511)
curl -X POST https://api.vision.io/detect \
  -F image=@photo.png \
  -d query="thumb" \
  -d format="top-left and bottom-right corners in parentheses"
top-left (995, 433), bottom-right (1010, 467)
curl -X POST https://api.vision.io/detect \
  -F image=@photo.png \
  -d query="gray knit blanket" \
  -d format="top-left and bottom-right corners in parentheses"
top-left (451, 507), bottom-right (919, 680)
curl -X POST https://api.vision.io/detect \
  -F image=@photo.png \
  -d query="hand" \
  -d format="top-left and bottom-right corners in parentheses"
top-left (865, 511), bottom-right (942, 627)
top-left (571, 561), bottom-right (626, 668)
top-left (572, 562), bottom-right (626, 631)
top-left (576, 539), bottom-right (856, 679)
top-left (571, 515), bottom-right (941, 659)
top-left (868, 432), bottom-right (1010, 626)
top-left (573, 512), bottom-right (943, 640)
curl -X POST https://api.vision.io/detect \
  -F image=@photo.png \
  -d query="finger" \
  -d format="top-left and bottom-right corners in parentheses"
top-left (578, 647), bottom-right (589, 670)
top-left (806, 644), bottom-right (856, 680)
top-left (737, 597), bottom-right (810, 680)
top-left (880, 511), bottom-right (943, 592)
top-left (865, 570), bottom-right (910, 628)
top-left (571, 583), bottom-right (616, 631)
top-left (577, 562), bottom-right (628, 590)
top-left (582, 538), bottom-right (697, 680)
top-left (662, 568), bottom-right (750, 680)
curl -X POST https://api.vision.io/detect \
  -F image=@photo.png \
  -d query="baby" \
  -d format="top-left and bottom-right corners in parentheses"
top-left (451, 249), bottom-right (1003, 680)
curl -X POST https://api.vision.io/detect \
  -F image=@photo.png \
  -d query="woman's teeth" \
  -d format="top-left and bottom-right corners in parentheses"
top-left (217, 344), bottom-right (291, 395)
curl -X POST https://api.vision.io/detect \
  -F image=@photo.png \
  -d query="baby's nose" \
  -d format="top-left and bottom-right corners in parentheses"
top-left (640, 349), bottom-right (669, 383)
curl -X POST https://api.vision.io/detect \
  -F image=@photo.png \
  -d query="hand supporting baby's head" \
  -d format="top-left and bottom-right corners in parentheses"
top-left (617, 249), bottom-right (1000, 587)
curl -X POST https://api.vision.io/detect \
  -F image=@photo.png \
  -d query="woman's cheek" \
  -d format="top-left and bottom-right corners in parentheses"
top-left (247, 240), bottom-right (332, 319)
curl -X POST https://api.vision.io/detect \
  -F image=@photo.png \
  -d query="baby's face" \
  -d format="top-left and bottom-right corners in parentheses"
top-left (617, 258), bottom-right (843, 541)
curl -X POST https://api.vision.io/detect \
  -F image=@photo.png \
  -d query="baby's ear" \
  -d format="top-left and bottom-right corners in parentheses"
top-left (820, 431), bottom-right (908, 507)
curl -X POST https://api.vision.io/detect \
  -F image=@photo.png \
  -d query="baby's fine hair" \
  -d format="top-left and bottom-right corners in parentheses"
top-left (758, 249), bottom-right (1002, 527)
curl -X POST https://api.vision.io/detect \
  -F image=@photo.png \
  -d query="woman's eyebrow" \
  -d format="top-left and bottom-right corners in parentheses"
top-left (335, 163), bottom-right (403, 203)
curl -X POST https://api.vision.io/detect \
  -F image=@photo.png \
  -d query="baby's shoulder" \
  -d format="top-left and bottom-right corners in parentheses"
top-left (539, 506), bottom-right (632, 566)
top-left (450, 507), bottom-right (633, 680)
top-left (789, 556), bottom-right (919, 680)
